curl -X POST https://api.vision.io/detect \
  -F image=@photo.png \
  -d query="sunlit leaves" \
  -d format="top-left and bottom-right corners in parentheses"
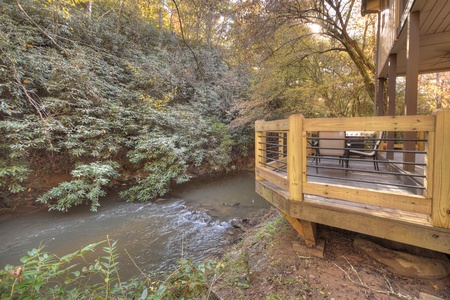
top-left (1, 0), bottom-right (241, 208)
top-left (37, 162), bottom-right (119, 212)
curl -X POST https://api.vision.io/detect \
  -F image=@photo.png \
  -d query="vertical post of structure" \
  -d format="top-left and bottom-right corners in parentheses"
top-left (286, 114), bottom-right (317, 246)
top-left (404, 11), bottom-right (420, 171)
top-left (288, 114), bottom-right (304, 202)
top-left (278, 132), bottom-right (285, 165)
top-left (431, 109), bottom-right (450, 229)
top-left (387, 54), bottom-right (397, 160)
top-left (255, 120), bottom-right (266, 181)
top-left (376, 78), bottom-right (385, 116)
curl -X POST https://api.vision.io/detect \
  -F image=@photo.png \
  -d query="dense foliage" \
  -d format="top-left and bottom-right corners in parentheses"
top-left (2, 0), bottom-right (448, 210)
top-left (0, 0), bottom-right (244, 210)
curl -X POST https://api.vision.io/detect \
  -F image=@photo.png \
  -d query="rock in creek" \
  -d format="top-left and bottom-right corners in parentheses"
top-left (231, 218), bottom-right (247, 232)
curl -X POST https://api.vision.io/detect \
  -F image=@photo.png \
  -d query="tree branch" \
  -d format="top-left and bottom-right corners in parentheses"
top-left (171, 0), bottom-right (203, 77)
top-left (16, 0), bottom-right (69, 56)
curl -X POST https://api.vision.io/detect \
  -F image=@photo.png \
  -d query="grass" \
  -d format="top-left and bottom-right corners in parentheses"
top-left (254, 215), bottom-right (287, 241)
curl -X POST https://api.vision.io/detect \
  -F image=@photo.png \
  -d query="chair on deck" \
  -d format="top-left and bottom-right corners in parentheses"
top-left (314, 131), bottom-right (348, 173)
top-left (348, 131), bottom-right (384, 171)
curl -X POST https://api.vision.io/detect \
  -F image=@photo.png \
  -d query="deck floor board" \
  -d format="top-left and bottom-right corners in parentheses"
top-left (304, 153), bottom-right (425, 196)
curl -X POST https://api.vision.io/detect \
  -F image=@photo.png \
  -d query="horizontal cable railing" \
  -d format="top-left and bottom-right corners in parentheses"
top-left (305, 133), bottom-right (426, 194)
top-left (257, 132), bottom-right (287, 172)
top-left (257, 129), bottom-right (427, 196)
top-left (256, 112), bottom-right (450, 227)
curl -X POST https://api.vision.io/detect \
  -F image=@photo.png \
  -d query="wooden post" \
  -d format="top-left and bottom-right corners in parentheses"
top-left (288, 114), bottom-right (304, 201)
top-left (387, 54), bottom-right (397, 160)
top-left (431, 109), bottom-right (450, 229)
top-left (255, 120), bottom-right (266, 181)
top-left (376, 77), bottom-right (385, 116)
top-left (417, 131), bottom-right (425, 151)
top-left (281, 212), bottom-right (317, 246)
top-left (299, 219), bottom-right (317, 246)
top-left (286, 115), bottom-right (317, 246)
top-left (404, 11), bottom-right (420, 171)
top-left (278, 132), bottom-right (285, 163)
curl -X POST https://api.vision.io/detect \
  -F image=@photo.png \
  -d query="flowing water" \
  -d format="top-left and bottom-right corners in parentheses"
top-left (0, 171), bottom-right (270, 279)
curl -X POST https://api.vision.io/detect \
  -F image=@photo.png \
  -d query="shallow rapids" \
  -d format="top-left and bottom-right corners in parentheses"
top-left (0, 171), bottom-right (270, 279)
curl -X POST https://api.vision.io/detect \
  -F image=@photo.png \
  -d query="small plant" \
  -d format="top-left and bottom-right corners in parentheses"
top-left (161, 258), bottom-right (224, 299)
top-left (0, 161), bottom-right (30, 198)
top-left (0, 237), bottom-right (144, 299)
top-left (255, 216), bottom-right (286, 241)
top-left (0, 238), bottom-right (224, 299)
top-left (37, 161), bottom-right (119, 212)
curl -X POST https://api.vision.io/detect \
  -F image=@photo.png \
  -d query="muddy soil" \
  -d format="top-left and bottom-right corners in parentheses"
top-left (214, 209), bottom-right (450, 300)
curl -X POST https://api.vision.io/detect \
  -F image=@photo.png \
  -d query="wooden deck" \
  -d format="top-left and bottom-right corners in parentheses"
top-left (307, 155), bottom-right (424, 195)
top-left (255, 112), bottom-right (450, 254)
top-left (273, 154), bottom-right (424, 196)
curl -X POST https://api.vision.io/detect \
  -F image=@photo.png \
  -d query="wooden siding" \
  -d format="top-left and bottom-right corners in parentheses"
top-left (375, 0), bottom-right (450, 77)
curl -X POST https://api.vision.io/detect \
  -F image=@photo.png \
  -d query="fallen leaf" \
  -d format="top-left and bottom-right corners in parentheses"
top-left (8, 267), bottom-right (22, 277)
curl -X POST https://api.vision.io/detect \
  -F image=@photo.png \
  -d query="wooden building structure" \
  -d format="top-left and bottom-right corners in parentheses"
top-left (255, 0), bottom-right (450, 254)
top-left (364, 0), bottom-right (450, 166)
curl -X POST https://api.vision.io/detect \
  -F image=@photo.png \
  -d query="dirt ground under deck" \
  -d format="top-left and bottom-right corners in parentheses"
top-left (214, 208), bottom-right (450, 300)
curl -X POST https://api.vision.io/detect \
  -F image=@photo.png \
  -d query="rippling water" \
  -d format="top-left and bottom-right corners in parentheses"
top-left (0, 171), bottom-right (270, 278)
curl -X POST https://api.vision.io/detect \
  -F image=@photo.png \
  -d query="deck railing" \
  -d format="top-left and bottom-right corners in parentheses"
top-left (255, 110), bottom-right (450, 230)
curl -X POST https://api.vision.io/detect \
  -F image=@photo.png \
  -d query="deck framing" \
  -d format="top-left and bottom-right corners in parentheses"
top-left (257, 180), bottom-right (450, 254)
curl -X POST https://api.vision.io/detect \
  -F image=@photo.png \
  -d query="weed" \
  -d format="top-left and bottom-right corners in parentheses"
top-left (0, 237), bottom-right (222, 299)
top-left (255, 216), bottom-right (286, 241)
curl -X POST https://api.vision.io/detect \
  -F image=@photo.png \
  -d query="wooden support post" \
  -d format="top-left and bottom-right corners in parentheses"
top-left (387, 54), bottom-right (397, 160)
top-left (376, 77), bottom-right (385, 116)
top-left (281, 212), bottom-right (317, 246)
top-left (299, 219), bottom-right (317, 246)
top-left (417, 131), bottom-right (425, 151)
top-left (285, 115), bottom-right (318, 247)
top-left (404, 11), bottom-right (420, 171)
top-left (287, 114), bottom-right (304, 202)
top-left (278, 132), bottom-right (285, 162)
top-left (255, 120), bottom-right (266, 181)
top-left (431, 109), bottom-right (450, 229)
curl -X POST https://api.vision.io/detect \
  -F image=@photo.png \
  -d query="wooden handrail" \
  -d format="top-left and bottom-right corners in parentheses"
top-left (255, 110), bottom-right (450, 229)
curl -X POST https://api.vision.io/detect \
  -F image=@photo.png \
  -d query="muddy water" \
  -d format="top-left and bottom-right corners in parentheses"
top-left (0, 171), bottom-right (269, 279)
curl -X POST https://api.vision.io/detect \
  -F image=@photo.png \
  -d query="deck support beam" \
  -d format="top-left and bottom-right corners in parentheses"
top-left (404, 11), bottom-right (420, 171)
top-left (386, 54), bottom-right (397, 160)
top-left (281, 212), bottom-right (317, 246)
top-left (256, 180), bottom-right (450, 254)
top-left (376, 77), bottom-right (385, 116)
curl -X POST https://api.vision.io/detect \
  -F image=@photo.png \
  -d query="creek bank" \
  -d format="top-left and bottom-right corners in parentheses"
top-left (1, 163), bottom-right (255, 212)
top-left (213, 208), bottom-right (450, 300)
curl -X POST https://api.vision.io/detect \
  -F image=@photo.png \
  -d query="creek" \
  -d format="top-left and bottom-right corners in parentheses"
top-left (0, 171), bottom-right (270, 279)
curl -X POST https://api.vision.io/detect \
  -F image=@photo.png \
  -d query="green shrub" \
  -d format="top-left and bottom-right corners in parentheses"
top-left (0, 0), bottom-right (243, 210)
top-left (0, 162), bottom-right (30, 196)
top-left (37, 162), bottom-right (119, 212)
